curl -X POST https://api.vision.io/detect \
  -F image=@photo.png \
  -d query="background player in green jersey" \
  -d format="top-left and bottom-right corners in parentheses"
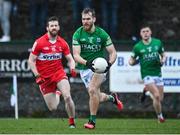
top-left (129, 25), bottom-right (166, 123)
top-left (72, 8), bottom-right (123, 129)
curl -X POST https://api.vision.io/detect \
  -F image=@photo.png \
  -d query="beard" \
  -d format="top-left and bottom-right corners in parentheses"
top-left (49, 29), bottom-right (58, 37)
top-left (83, 23), bottom-right (93, 31)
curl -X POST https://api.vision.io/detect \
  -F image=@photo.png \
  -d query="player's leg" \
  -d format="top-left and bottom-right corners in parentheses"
top-left (140, 86), bottom-right (148, 103)
top-left (146, 83), bottom-right (163, 122)
top-left (57, 79), bottom-right (76, 128)
top-left (94, 72), bottom-right (123, 110)
top-left (84, 73), bottom-right (104, 129)
top-left (157, 86), bottom-right (164, 102)
top-left (43, 92), bottom-right (59, 111)
top-left (79, 69), bottom-right (117, 128)
top-left (146, 83), bottom-right (161, 112)
top-left (40, 82), bottom-right (60, 111)
top-left (143, 76), bottom-right (165, 122)
top-left (98, 91), bottom-right (123, 111)
top-left (157, 85), bottom-right (165, 122)
top-left (0, 1), bottom-right (11, 42)
top-left (98, 91), bottom-right (110, 102)
top-left (79, 69), bottom-right (100, 128)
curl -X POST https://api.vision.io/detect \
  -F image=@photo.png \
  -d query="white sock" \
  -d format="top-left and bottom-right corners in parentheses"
top-left (157, 113), bottom-right (163, 119)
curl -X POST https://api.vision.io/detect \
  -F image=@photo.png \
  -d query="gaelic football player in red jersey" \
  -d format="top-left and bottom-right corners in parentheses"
top-left (28, 16), bottom-right (77, 128)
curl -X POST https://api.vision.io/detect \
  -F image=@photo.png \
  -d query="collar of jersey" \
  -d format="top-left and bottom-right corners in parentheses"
top-left (45, 33), bottom-right (61, 42)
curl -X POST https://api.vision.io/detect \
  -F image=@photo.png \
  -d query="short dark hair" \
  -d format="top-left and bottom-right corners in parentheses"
top-left (81, 8), bottom-right (96, 17)
top-left (140, 24), bottom-right (151, 30)
top-left (46, 16), bottom-right (59, 26)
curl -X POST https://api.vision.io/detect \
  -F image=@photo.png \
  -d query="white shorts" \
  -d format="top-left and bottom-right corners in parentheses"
top-left (79, 69), bottom-right (106, 88)
top-left (143, 76), bottom-right (164, 86)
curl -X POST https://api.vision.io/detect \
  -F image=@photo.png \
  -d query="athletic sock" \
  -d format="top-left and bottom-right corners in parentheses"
top-left (69, 117), bottom-right (75, 125)
top-left (89, 115), bottom-right (96, 124)
top-left (157, 113), bottom-right (163, 119)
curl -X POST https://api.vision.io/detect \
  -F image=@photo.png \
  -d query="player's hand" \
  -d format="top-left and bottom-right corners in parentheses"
top-left (86, 60), bottom-right (95, 72)
top-left (129, 58), bottom-right (139, 66)
top-left (132, 59), bottom-right (139, 65)
top-left (70, 69), bottom-right (77, 77)
top-left (35, 75), bottom-right (45, 85)
top-left (104, 62), bottom-right (112, 73)
top-left (134, 59), bottom-right (139, 65)
top-left (160, 59), bottom-right (165, 66)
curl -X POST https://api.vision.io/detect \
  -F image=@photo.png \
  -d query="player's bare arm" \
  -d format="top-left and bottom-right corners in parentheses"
top-left (129, 56), bottom-right (137, 66)
top-left (106, 44), bottom-right (117, 64)
top-left (65, 54), bottom-right (76, 70)
top-left (73, 45), bottom-right (87, 65)
top-left (28, 53), bottom-right (39, 77)
top-left (160, 52), bottom-right (166, 65)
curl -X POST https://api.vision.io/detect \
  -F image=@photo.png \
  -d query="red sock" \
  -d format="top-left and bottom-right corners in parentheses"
top-left (69, 117), bottom-right (75, 125)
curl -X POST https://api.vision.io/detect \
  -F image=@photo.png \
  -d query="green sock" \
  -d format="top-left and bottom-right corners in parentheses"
top-left (108, 95), bottom-right (115, 102)
top-left (89, 115), bottom-right (96, 123)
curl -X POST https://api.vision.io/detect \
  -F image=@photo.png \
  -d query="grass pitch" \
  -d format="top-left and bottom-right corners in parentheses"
top-left (0, 118), bottom-right (179, 134)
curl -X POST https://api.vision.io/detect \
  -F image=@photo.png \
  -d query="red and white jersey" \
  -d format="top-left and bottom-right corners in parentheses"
top-left (31, 33), bottom-right (70, 78)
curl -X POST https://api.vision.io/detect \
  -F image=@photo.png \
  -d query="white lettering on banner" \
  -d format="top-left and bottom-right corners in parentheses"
top-left (110, 52), bottom-right (180, 93)
top-left (0, 59), bottom-right (30, 71)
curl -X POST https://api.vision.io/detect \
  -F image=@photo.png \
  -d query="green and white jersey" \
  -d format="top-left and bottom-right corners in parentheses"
top-left (72, 26), bottom-right (113, 69)
top-left (131, 38), bottom-right (164, 79)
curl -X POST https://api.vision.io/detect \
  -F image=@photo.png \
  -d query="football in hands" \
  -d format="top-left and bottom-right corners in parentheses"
top-left (92, 57), bottom-right (108, 73)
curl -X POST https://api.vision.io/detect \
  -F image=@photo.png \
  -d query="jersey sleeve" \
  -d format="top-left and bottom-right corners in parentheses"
top-left (31, 41), bottom-right (41, 56)
top-left (101, 29), bottom-right (113, 47)
top-left (62, 40), bottom-right (70, 56)
top-left (72, 30), bottom-right (80, 46)
top-left (158, 40), bottom-right (165, 54)
top-left (131, 45), bottom-right (139, 59)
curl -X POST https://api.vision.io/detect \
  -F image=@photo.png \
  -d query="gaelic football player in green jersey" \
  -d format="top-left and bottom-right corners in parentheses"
top-left (129, 25), bottom-right (166, 123)
top-left (72, 8), bottom-right (123, 129)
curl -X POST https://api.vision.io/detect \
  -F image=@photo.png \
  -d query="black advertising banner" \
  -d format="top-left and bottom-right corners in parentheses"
top-left (0, 43), bottom-right (83, 83)
top-left (0, 51), bottom-right (82, 83)
top-left (0, 51), bottom-right (34, 81)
